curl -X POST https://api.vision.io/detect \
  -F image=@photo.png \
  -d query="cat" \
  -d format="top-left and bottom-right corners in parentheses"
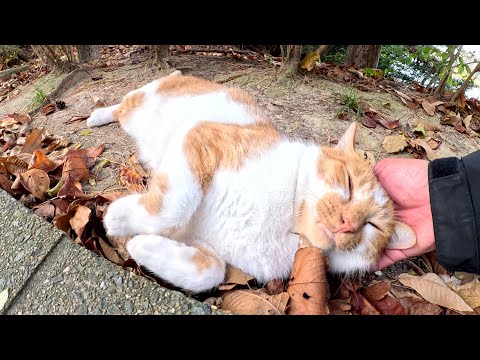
top-left (86, 70), bottom-right (416, 294)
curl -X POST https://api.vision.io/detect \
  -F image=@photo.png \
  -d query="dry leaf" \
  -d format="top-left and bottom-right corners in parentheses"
top-left (409, 139), bottom-right (438, 160)
top-left (286, 247), bottom-right (329, 315)
top-left (33, 201), bottom-right (56, 219)
top-left (393, 90), bottom-right (413, 102)
top-left (120, 165), bottom-right (145, 192)
top-left (351, 293), bottom-right (381, 315)
top-left (64, 115), bottom-right (89, 124)
top-left (21, 127), bottom-right (45, 154)
top-left (98, 238), bottom-right (121, 264)
top-left (454, 279), bottom-right (480, 309)
top-left (264, 279), bottom-right (286, 295)
top-left (8, 113), bottom-right (32, 124)
top-left (382, 135), bottom-right (407, 153)
top-left (425, 251), bottom-right (450, 275)
top-left (218, 265), bottom-right (254, 290)
top-left (63, 156), bottom-right (89, 181)
top-left (30, 149), bottom-right (60, 172)
top-left (421, 99), bottom-right (435, 116)
top-left (361, 116), bottom-right (377, 128)
top-left (398, 297), bottom-right (443, 315)
top-left (220, 289), bottom-right (289, 315)
top-left (19, 168), bottom-right (50, 201)
top-left (400, 97), bottom-right (420, 109)
top-left (328, 299), bottom-right (352, 314)
top-left (41, 103), bottom-right (56, 115)
top-left (398, 273), bottom-right (474, 313)
top-left (363, 280), bottom-right (391, 301)
top-left (69, 205), bottom-right (91, 238)
top-left (0, 174), bottom-right (15, 195)
top-left (369, 295), bottom-right (407, 315)
top-left (63, 144), bottom-right (105, 168)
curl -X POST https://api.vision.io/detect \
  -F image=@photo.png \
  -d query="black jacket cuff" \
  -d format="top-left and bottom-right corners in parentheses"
top-left (428, 156), bottom-right (480, 273)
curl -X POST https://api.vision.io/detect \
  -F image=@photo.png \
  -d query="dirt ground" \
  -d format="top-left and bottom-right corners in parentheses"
top-left (2, 49), bottom-right (480, 279)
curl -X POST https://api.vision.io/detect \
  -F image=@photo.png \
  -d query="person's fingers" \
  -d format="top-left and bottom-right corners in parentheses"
top-left (374, 249), bottom-right (408, 270)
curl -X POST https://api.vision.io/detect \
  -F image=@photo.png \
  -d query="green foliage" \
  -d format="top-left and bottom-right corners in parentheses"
top-left (363, 68), bottom-right (378, 77)
top-left (0, 45), bottom-right (20, 67)
top-left (337, 88), bottom-right (361, 117)
top-left (321, 45), bottom-right (347, 64)
top-left (32, 88), bottom-right (47, 107)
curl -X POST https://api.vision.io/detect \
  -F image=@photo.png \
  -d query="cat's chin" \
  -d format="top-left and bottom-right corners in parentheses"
top-left (326, 249), bottom-right (373, 276)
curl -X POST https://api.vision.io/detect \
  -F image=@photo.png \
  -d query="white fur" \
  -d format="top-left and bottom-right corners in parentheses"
top-left (89, 75), bottom-right (399, 293)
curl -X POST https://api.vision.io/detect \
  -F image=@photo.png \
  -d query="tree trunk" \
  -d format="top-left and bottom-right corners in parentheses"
top-left (346, 45), bottom-right (381, 68)
top-left (149, 45), bottom-right (171, 68)
top-left (76, 45), bottom-right (101, 63)
top-left (451, 62), bottom-right (480, 102)
top-left (434, 45), bottom-right (460, 95)
top-left (280, 45), bottom-right (302, 76)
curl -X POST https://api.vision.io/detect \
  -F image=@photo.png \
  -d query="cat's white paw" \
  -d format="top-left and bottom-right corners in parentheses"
top-left (86, 106), bottom-right (117, 127)
top-left (104, 196), bottom-right (140, 237)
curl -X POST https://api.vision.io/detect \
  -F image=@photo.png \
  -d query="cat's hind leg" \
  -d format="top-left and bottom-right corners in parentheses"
top-left (104, 164), bottom-right (202, 238)
top-left (127, 235), bottom-right (225, 293)
top-left (86, 104), bottom-right (120, 127)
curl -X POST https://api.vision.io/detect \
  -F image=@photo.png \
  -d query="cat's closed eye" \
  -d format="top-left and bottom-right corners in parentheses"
top-left (367, 221), bottom-right (382, 232)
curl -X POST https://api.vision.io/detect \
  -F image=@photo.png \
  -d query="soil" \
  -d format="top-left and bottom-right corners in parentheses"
top-left (2, 47), bottom-right (479, 281)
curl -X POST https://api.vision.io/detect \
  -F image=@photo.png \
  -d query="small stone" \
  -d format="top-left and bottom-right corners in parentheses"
top-left (63, 267), bottom-right (71, 273)
top-left (106, 285), bottom-right (116, 294)
top-left (374, 271), bottom-right (383, 276)
top-left (75, 304), bottom-right (88, 314)
top-left (92, 308), bottom-right (102, 315)
top-left (73, 291), bottom-right (84, 302)
top-left (150, 292), bottom-right (159, 304)
top-left (170, 308), bottom-right (175, 313)
top-left (12, 220), bottom-right (19, 227)
top-left (14, 251), bottom-right (25, 262)
top-left (50, 275), bottom-right (63, 284)
top-left (128, 281), bottom-right (134, 288)
top-left (114, 276), bottom-right (123, 285)
top-left (100, 281), bottom-right (106, 289)
top-left (125, 300), bottom-right (133, 313)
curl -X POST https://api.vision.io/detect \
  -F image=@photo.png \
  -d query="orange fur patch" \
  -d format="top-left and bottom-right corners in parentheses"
top-left (191, 245), bottom-right (222, 272)
top-left (226, 88), bottom-right (269, 123)
top-left (184, 121), bottom-right (279, 192)
top-left (157, 75), bottom-right (223, 96)
top-left (139, 172), bottom-right (169, 215)
top-left (113, 91), bottom-right (145, 125)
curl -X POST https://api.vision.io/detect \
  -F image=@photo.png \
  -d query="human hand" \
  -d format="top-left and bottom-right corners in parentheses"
top-left (373, 158), bottom-right (435, 270)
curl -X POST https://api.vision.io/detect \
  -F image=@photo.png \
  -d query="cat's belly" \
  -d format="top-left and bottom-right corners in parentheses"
top-left (179, 167), bottom-right (300, 282)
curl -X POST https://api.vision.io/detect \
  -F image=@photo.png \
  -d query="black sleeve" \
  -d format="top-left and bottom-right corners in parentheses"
top-left (428, 150), bottom-right (480, 273)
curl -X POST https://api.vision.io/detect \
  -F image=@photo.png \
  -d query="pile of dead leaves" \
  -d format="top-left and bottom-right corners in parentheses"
top-left (2, 112), bottom-right (480, 315)
top-left (316, 63), bottom-right (385, 92)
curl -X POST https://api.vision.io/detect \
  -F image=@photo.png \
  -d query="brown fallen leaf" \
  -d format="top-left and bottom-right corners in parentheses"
top-left (2, 155), bottom-right (28, 176)
top-left (361, 116), bottom-right (377, 128)
top-left (351, 293), bottom-right (381, 315)
top-left (264, 279), bottom-right (287, 295)
top-left (57, 174), bottom-right (89, 199)
top-left (463, 114), bottom-right (479, 137)
top-left (8, 113), bottom-right (32, 124)
top-left (456, 91), bottom-right (466, 109)
top-left (393, 90), bottom-right (413, 102)
top-left (63, 156), bottom-right (89, 181)
top-left (98, 238), bottom-right (122, 265)
top-left (398, 297), bottom-right (443, 315)
top-left (30, 149), bottom-right (60, 173)
top-left (33, 201), bottom-right (56, 219)
top-left (41, 103), bottom-right (56, 115)
top-left (63, 144), bottom-right (105, 168)
top-left (127, 154), bottom-right (149, 178)
top-left (382, 135), bottom-right (408, 153)
top-left (286, 246), bottom-right (329, 315)
top-left (400, 97), bottom-right (421, 109)
top-left (0, 174), bottom-right (15, 195)
top-left (363, 280), bottom-right (391, 301)
top-left (421, 99), bottom-right (435, 116)
top-left (372, 113), bottom-right (400, 129)
top-left (328, 299), bottom-right (352, 314)
top-left (119, 165), bottom-right (145, 192)
top-left (426, 138), bottom-right (441, 150)
top-left (69, 205), bottom-right (91, 238)
top-left (21, 128), bottom-right (46, 154)
top-left (218, 265), bottom-right (254, 291)
top-left (424, 251), bottom-right (450, 275)
top-left (453, 279), bottom-right (480, 310)
top-left (220, 289), bottom-right (289, 315)
top-left (398, 273), bottom-right (474, 313)
top-left (409, 138), bottom-right (438, 160)
top-left (19, 168), bottom-right (50, 201)
top-left (64, 115), bottom-right (89, 124)
top-left (369, 295), bottom-right (406, 315)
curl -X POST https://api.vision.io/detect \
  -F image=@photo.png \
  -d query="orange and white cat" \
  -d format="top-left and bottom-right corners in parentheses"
top-left (87, 70), bottom-right (416, 293)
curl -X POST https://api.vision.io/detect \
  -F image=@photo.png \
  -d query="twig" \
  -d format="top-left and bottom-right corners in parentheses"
top-left (173, 48), bottom-right (257, 55)
top-left (215, 71), bottom-right (252, 84)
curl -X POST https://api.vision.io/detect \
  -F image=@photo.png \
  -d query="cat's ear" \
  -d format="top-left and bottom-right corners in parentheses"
top-left (335, 122), bottom-right (357, 152)
top-left (387, 221), bottom-right (416, 249)
top-left (169, 70), bottom-right (182, 77)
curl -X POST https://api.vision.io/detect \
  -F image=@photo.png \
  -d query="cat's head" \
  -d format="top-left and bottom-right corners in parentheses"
top-left (297, 122), bottom-right (416, 275)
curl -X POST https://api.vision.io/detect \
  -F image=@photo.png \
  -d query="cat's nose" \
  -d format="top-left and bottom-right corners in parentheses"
top-left (336, 215), bottom-right (354, 233)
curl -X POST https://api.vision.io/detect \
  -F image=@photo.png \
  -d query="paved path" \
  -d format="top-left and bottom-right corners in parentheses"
top-left (0, 190), bottom-right (225, 315)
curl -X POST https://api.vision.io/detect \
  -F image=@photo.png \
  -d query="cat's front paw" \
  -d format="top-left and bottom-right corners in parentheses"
top-left (86, 107), bottom-right (115, 128)
top-left (103, 196), bottom-right (139, 237)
